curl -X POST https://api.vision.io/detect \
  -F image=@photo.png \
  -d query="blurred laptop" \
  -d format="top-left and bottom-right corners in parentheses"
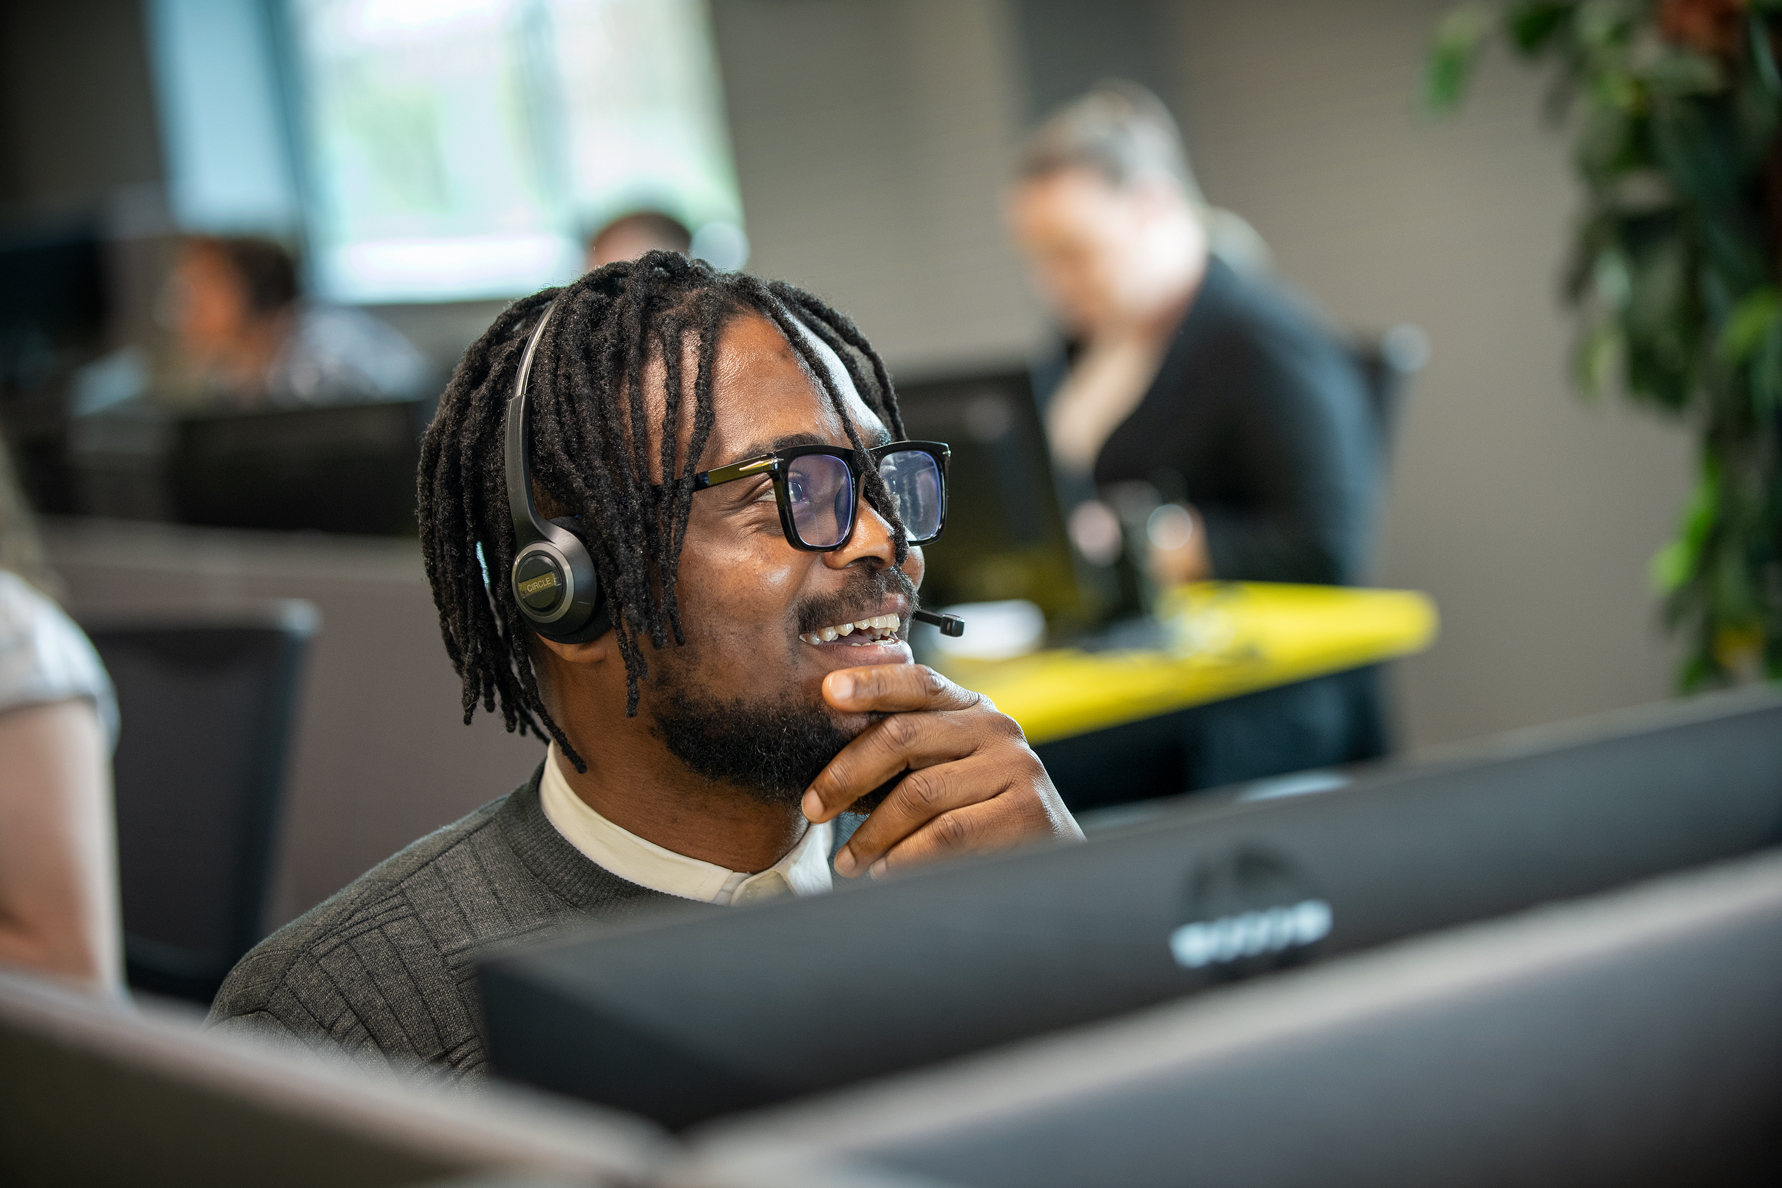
top-left (894, 366), bottom-right (1120, 646)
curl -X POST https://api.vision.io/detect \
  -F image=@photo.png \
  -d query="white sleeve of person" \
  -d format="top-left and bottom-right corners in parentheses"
top-left (0, 570), bottom-right (117, 751)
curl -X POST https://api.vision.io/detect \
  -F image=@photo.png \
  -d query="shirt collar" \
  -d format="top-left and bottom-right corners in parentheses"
top-left (537, 746), bottom-right (832, 906)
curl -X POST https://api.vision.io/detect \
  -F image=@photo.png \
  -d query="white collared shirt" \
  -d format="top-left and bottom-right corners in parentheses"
top-left (538, 747), bottom-right (833, 906)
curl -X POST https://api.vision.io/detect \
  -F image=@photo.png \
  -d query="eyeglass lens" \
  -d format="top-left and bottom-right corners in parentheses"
top-left (879, 449), bottom-right (943, 541)
top-left (783, 449), bottom-right (944, 548)
top-left (784, 452), bottom-right (855, 548)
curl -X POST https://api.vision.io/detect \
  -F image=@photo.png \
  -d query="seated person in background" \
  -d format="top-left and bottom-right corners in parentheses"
top-left (164, 236), bottom-right (426, 409)
top-left (1009, 82), bottom-right (1376, 587)
top-left (0, 435), bottom-right (120, 994)
top-left (1007, 83), bottom-right (1384, 785)
top-left (584, 209), bottom-right (692, 269)
top-left (209, 254), bottom-right (1080, 1078)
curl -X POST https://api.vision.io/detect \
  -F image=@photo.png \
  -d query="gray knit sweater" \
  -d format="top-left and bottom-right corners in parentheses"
top-left (208, 764), bottom-right (769, 1079)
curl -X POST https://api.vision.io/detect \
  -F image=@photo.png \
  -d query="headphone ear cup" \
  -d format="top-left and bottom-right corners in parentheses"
top-left (511, 542), bottom-right (574, 623)
top-left (544, 517), bottom-right (609, 643)
top-left (509, 517), bottom-right (607, 642)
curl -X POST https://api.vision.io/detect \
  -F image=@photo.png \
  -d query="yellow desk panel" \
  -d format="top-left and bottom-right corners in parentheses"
top-left (938, 583), bottom-right (1439, 746)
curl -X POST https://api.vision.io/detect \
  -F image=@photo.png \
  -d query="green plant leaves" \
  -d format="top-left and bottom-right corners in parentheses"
top-left (1750, 7), bottom-right (1782, 95)
top-left (1720, 286), bottom-right (1782, 362)
top-left (1429, 0), bottom-right (1782, 687)
top-left (1509, 2), bottom-right (1573, 52)
top-left (1426, 3), bottom-right (1502, 112)
top-left (1651, 460), bottom-right (1717, 594)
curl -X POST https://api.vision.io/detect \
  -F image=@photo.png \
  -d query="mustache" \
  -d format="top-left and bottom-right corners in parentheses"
top-left (794, 566), bottom-right (918, 635)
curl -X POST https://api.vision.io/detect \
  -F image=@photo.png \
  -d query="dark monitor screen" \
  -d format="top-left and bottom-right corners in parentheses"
top-left (169, 398), bottom-right (435, 535)
top-left (892, 368), bottom-right (1101, 633)
top-left (0, 221), bottom-right (106, 347)
top-left (685, 849), bottom-right (1782, 1188)
top-left (480, 686), bottom-right (1782, 1129)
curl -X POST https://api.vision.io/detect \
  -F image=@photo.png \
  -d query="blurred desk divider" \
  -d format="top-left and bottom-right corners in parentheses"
top-left (671, 849), bottom-right (1782, 1188)
top-left (937, 581), bottom-right (1437, 746)
top-left (44, 517), bottom-right (544, 932)
top-left (0, 968), bottom-right (661, 1188)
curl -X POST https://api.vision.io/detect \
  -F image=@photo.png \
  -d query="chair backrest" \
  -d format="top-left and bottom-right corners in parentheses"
top-left (1349, 323), bottom-right (1429, 456)
top-left (83, 601), bottom-right (318, 1005)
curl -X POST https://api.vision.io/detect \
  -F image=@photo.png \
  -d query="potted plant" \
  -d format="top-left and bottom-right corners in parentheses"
top-left (1428, 0), bottom-right (1782, 685)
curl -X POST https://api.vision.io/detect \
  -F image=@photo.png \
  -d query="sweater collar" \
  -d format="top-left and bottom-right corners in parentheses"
top-left (537, 746), bottom-right (833, 906)
top-left (495, 761), bottom-right (698, 912)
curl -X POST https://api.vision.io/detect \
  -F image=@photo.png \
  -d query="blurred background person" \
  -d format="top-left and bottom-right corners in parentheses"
top-left (584, 209), bottom-right (693, 270)
top-left (1007, 82), bottom-right (1385, 785)
top-left (1008, 82), bottom-right (1378, 591)
top-left (0, 432), bottom-right (119, 994)
top-left (162, 236), bottom-right (426, 409)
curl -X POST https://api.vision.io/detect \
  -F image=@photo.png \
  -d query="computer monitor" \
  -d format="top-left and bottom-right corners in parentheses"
top-left (0, 968), bottom-right (659, 1187)
top-left (480, 685), bottom-right (1782, 1128)
top-left (0, 220), bottom-right (107, 349)
top-left (681, 847), bottom-right (1782, 1188)
top-left (0, 220), bottom-right (109, 515)
top-left (169, 398), bottom-right (436, 535)
top-left (892, 367), bottom-right (1104, 635)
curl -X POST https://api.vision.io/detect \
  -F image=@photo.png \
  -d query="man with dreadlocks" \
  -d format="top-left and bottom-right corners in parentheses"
top-left (207, 253), bottom-right (1080, 1077)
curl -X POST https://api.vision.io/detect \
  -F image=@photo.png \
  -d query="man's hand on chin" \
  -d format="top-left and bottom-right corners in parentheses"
top-left (800, 664), bottom-right (1084, 878)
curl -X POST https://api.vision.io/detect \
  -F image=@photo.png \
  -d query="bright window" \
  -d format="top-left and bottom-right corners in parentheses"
top-left (289, 0), bottom-right (743, 303)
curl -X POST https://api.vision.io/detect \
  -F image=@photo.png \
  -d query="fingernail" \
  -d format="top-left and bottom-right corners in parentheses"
top-left (833, 847), bottom-right (858, 877)
top-left (801, 790), bottom-right (823, 821)
top-left (869, 858), bottom-right (889, 879)
top-left (828, 673), bottom-right (853, 701)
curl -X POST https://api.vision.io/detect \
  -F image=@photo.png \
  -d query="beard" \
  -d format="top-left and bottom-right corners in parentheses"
top-left (647, 565), bottom-right (918, 811)
top-left (651, 684), bottom-right (860, 807)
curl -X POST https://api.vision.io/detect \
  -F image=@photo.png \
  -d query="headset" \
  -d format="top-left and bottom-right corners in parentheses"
top-left (503, 298), bottom-right (964, 644)
top-left (504, 300), bottom-right (611, 643)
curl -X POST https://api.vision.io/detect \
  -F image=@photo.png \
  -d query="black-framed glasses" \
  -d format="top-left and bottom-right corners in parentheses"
top-left (691, 440), bottom-right (951, 551)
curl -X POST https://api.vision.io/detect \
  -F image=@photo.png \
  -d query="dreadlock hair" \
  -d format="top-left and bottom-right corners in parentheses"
top-left (419, 251), bottom-right (909, 772)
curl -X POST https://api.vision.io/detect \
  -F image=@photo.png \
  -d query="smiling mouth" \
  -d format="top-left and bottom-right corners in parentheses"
top-left (800, 614), bottom-right (904, 646)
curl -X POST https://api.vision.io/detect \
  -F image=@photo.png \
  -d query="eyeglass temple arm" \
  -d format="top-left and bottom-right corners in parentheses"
top-left (692, 455), bottom-right (776, 490)
top-left (912, 610), bottom-right (964, 637)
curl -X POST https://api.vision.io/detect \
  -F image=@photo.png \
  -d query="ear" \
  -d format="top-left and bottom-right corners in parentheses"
top-left (533, 634), bottom-right (611, 666)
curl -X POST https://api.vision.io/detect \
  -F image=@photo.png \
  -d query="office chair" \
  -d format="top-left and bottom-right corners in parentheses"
top-left (83, 601), bottom-right (318, 1006)
top-left (1278, 323), bottom-right (1427, 777)
top-left (1351, 323), bottom-right (1428, 452)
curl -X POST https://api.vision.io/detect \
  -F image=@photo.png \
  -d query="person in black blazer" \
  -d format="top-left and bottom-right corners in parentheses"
top-left (1008, 83), bottom-right (1385, 794)
top-left (1089, 254), bottom-right (1378, 586)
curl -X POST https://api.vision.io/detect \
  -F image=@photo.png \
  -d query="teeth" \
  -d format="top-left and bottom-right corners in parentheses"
top-left (799, 614), bottom-right (902, 645)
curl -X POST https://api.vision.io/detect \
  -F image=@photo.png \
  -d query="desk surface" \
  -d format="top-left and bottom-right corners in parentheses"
top-left (937, 582), bottom-right (1439, 745)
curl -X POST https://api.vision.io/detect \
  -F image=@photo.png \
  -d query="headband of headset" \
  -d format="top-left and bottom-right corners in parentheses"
top-left (503, 299), bottom-right (610, 643)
